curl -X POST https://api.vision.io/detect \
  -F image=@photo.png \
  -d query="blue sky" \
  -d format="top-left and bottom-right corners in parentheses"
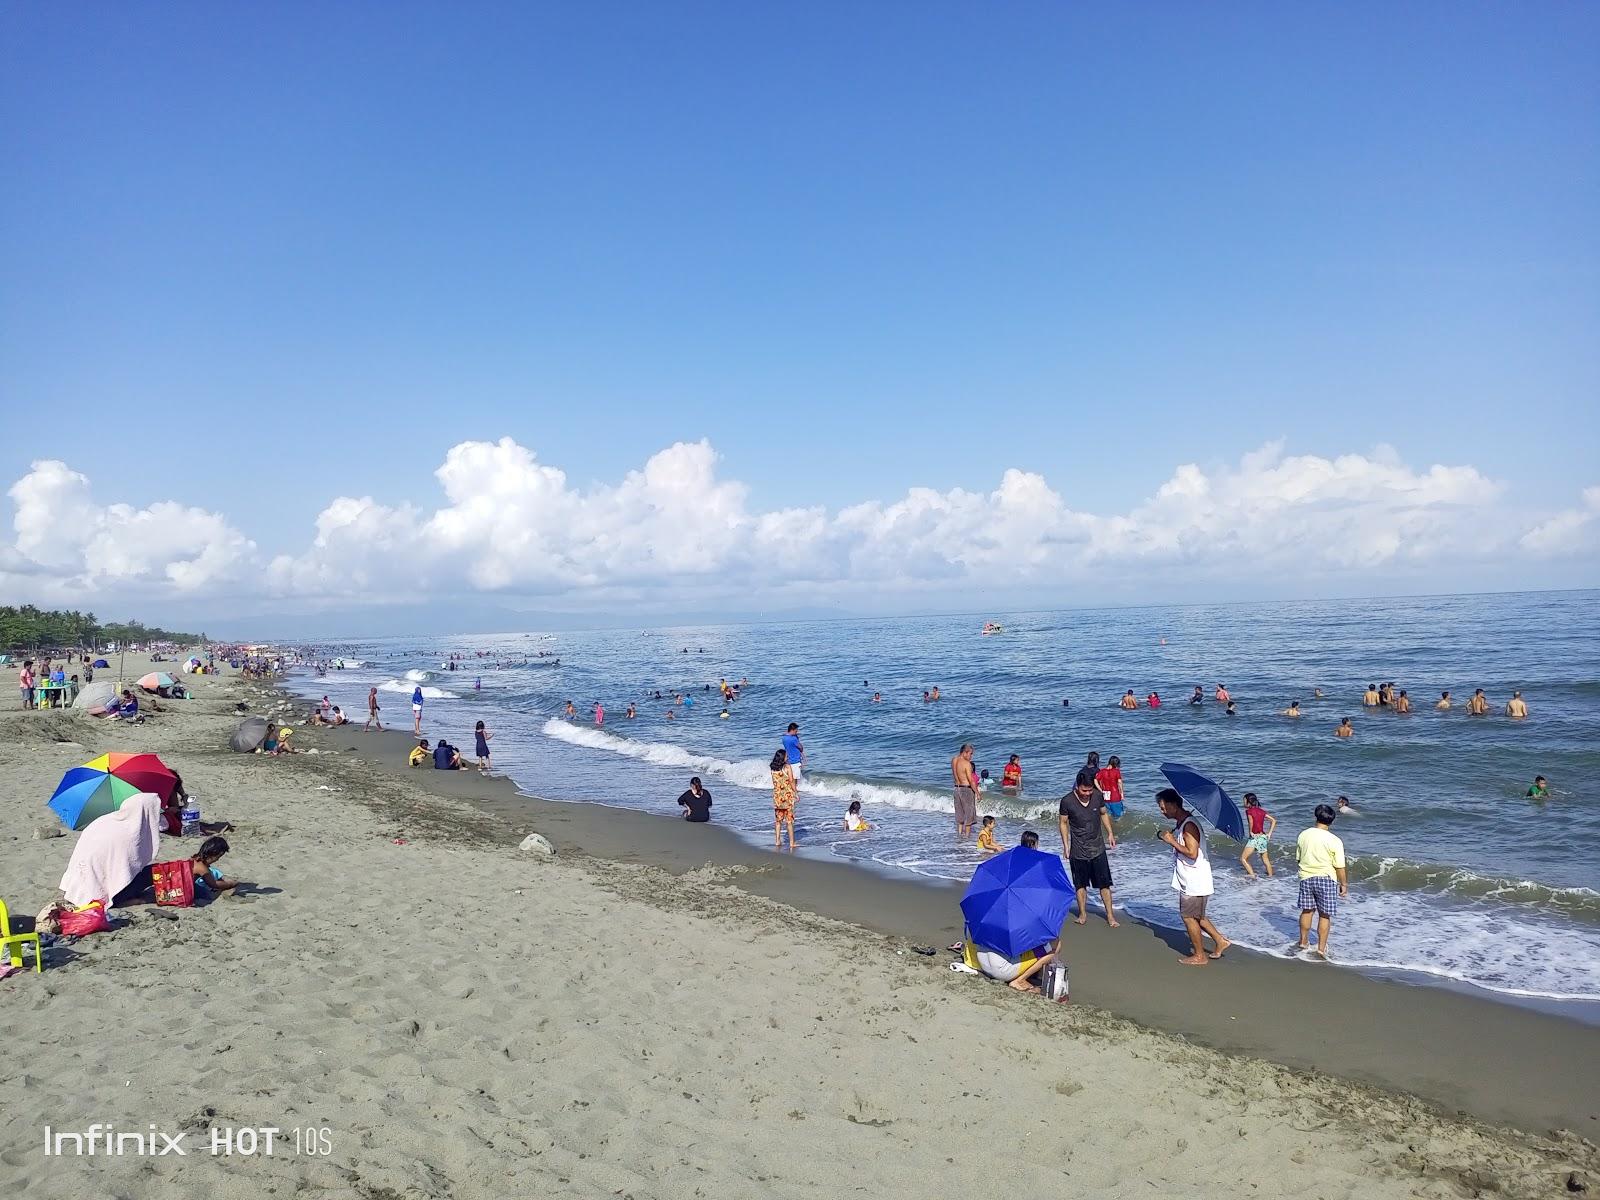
top-left (2, 3), bottom-right (1596, 627)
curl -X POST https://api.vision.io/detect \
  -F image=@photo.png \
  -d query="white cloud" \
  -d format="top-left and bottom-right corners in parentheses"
top-left (2, 442), bottom-right (1594, 615)
top-left (3, 460), bottom-right (255, 603)
top-left (1521, 486), bottom-right (1600, 556)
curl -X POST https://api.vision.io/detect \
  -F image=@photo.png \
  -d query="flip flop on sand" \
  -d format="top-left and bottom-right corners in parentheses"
top-left (949, 962), bottom-right (979, 975)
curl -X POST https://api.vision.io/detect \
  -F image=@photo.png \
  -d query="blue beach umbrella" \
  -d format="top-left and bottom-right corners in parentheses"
top-left (1158, 762), bottom-right (1248, 843)
top-left (959, 846), bottom-right (1073, 959)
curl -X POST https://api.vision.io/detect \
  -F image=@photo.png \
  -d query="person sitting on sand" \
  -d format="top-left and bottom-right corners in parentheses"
top-left (963, 933), bottom-right (1060, 994)
top-left (309, 708), bottom-right (328, 726)
top-left (976, 814), bottom-right (1000, 851)
top-left (1281, 700), bottom-right (1302, 718)
top-left (1467, 689), bottom-right (1489, 715)
top-left (409, 739), bottom-right (431, 767)
top-left (432, 739), bottom-right (464, 770)
top-left (1506, 691), bottom-right (1528, 719)
top-left (677, 777), bottom-right (713, 822)
top-left (117, 836), bottom-right (240, 905)
top-left (844, 799), bottom-right (872, 832)
top-left (1334, 717), bottom-right (1353, 738)
top-left (59, 793), bottom-right (163, 910)
top-left (116, 689), bottom-right (142, 722)
top-left (1120, 689), bottom-right (1138, 710)
top-left (1001, 755), bottom-right (1022, 790)
top-left (329, 706), bottom-right (348, 726)
top-left (1527, 775), bottom-right (1549, 799)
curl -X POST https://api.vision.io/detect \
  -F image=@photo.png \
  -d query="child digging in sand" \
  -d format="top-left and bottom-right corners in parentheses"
top-left (976, 814), bottom-right (1000, 851)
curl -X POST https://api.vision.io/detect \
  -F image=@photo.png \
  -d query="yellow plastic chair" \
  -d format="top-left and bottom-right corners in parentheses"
top-left (0, 898), bottom-right (43, 973)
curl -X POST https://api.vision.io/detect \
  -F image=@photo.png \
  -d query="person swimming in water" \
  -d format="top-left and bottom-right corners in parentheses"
top-left (1468, 688), bottom-right (1490, 715)
top-left (1189, 686), bottom-right (1204, 706)
top-left (1436, 690), bottom-right (1452, 710)
top-left (1282, 700), bottom-right (1302, 718)
top-left (1120, 689), bottom-right (1138, 710)
top-left (1506, 690), bottom-right (1529, 718)
top-left (1363, 684), bottom-right (1380, 707)
top-left (1335, 717), bottom-right (1353, 738)
top-left (1527, 774), bottom-right (1549, 799)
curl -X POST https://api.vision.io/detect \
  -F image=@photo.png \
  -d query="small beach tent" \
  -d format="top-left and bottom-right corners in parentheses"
top-left (229, 716), bottom-right (269, 753)
top-left (72, 680), bottom-right (119, 711)
top-left (92, 658), bottom-right (110, 668)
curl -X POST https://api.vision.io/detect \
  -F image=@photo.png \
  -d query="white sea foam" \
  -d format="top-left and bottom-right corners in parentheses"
top-left (403, 668), bottom-right (432, 683)
top-left (538, 719), bottom-right (1048, 817)
top-left (379, 679), bottom-right (458, 699)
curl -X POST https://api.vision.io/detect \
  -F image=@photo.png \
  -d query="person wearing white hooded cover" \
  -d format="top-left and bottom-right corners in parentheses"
top-left (59, 793), bottom-right (164, 910)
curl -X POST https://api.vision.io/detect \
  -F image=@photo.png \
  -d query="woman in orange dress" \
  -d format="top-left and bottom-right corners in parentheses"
top-left (771, 748), bottom-right (797, 851)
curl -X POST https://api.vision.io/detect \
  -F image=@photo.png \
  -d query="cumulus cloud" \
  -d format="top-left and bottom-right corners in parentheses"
top-left (2, 441), bottom-right (1593, 614)
top-left (1521, 486), bottom-right (1600, 556)
top-left (3, 460), bottom-right (255, 602)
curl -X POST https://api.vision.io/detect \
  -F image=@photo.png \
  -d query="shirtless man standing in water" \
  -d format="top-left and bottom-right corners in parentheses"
top-left (1467, 689), bottom-right (1490, 715)
top-left (1436, 690), bottom-right (1452, 710)
top-left (951, 744), bottom-right (978, 839)
top-left (1506, 691), bottom-right (1529, 718)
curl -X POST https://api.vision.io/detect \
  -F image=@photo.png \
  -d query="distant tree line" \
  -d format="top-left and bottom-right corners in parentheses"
top-left (0, 605), bottom-right (204, 653)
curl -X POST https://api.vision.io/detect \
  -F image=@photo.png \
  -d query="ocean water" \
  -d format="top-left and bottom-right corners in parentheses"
top-left (286, 590), bottom-right (1600, 1005)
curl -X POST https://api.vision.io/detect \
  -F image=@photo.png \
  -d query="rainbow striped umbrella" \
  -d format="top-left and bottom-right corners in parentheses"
top-left (48, 753), bottom-right (178, 830)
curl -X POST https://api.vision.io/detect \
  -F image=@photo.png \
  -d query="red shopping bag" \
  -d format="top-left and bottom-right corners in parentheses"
top-left (58, 901), bottom-right (111, 936)
top-left (151, 860), bottom-right (195, 907)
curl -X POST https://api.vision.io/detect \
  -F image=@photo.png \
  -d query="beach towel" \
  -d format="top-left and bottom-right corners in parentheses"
top-left (58, 793), bottom-right (162, 909)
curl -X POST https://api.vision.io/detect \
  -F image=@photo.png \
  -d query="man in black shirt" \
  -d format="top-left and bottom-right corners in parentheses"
top-left (677, 777), bottom-right (713, 823)
top-left (1059, 768), bottom-right (1119, 927)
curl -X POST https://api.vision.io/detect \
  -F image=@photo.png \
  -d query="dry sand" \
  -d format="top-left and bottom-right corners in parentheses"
top-left (0, 657), bottom-right (1594, 1199)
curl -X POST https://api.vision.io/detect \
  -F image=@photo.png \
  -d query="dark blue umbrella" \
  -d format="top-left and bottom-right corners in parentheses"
top-left (1159, 762), bottom-right (1248, 842)
top-left (959, 846), bottom-right (1073, 959)
top-left (92, 658), bottom-right (109, 668)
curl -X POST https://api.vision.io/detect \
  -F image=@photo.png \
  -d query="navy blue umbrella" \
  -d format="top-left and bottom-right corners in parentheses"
top-left (959, 845), bottom-right (1073, 959)
top-left (1158, 762), bottom-right (1248, 842)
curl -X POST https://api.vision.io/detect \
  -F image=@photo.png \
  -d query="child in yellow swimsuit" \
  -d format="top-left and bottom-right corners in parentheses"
top-left (976, 815), bottom-right (1000, 852)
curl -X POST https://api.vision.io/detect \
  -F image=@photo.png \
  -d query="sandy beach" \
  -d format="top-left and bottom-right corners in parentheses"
top-left (1, 657), bottom-right (1595, 1199)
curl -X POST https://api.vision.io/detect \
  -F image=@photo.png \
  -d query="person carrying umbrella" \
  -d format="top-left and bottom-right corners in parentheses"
top-left (959, 845), bottom-right (1069, 993)
top-left (1156, 788), bottom-right (1232, 965)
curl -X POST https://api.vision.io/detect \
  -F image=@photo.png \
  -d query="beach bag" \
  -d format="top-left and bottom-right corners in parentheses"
top-left (1040, 961), bottom-right (1070, 1003)
top-left (58, 901), bottom-right (111, 937)
top-left (151, 860), bottom-right (196, 907)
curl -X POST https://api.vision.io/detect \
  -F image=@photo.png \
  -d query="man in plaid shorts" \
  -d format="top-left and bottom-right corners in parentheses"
top-left (1295, 803), bottom-right (1348, 959)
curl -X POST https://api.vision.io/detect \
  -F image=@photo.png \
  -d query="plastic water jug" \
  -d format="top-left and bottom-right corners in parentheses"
top-left (180, 798), bottom-right (201, 838)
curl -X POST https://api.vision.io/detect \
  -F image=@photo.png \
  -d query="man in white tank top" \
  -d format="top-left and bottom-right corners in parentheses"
top-left (1157, 788), bottom-right (1232, 966)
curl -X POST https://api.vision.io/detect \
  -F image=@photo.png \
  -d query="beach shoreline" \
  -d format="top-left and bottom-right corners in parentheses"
top-left (1, 658), bottom-right (1594, 1198)
top-left (336, 714), bottom-right (1600, 1135)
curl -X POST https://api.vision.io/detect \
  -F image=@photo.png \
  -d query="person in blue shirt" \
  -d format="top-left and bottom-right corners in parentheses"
top-left (412, 686), bottom-right (425, 735)
top-left (432, 739), bottom-right (463, 770)
top-left (782, 723), bottom-right (804, 780)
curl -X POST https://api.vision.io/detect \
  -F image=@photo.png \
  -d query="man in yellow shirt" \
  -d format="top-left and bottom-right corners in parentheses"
top-left (1295, 804), bottom-right (1348, 960)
